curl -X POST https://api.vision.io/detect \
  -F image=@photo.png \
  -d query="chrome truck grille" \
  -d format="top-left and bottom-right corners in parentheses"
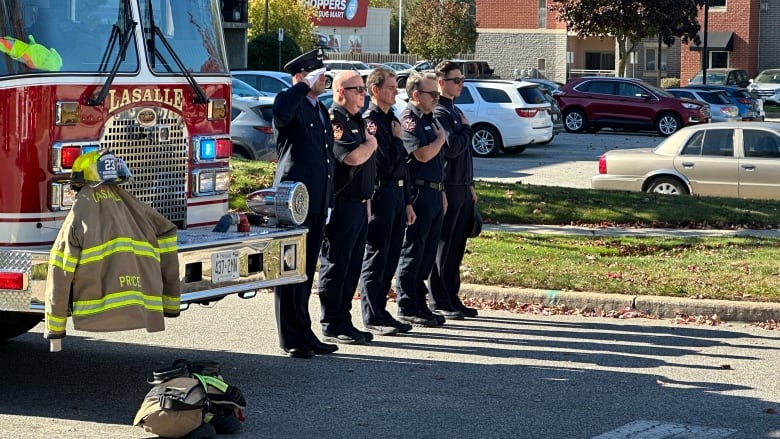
top-left (101, 106), bottom-right (188, 226)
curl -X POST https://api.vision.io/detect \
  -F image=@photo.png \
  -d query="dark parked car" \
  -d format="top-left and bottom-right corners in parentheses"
top-left (230, 97), bottom-right (276, 161)
top-left (554, 77), bottom-right (709, 136)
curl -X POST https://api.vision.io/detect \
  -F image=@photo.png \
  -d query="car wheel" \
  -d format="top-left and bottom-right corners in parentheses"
top-left (471, 124), bottom-right (502, 157)
top-left (397, 76), bottom-right (407, 88)
top-left (563, 109), bottom-right (587, 133)
top-left (325, 75), bottom-right (333, 89)
top-left (655, 112), bottom-right (681, 136)
top-left (647, 176), bottom-right (688, 195)
top-left (231, 145), bottom-right (252, 160)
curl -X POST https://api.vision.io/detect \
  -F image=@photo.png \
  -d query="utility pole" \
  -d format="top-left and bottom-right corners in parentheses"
top-left (701, 0), bottom-right (709, 84)
top-left (264, 0), bottom-right (269, 33)
top-left (398, 0), bottom-right (403, 53)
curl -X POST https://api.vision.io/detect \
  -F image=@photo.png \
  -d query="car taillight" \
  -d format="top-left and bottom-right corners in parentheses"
top-left (515, 108), bottom-right (539, 118)
top-left (598, 155), bottom-right (607, 174)
top-left (254, 126), bottom-right (273, 134)
top-left (737, 97), bottom-right (750, 104)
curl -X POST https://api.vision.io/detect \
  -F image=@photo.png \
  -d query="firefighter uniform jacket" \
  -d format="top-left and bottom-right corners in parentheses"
top-left (44, 185), bottom-right (180, 340)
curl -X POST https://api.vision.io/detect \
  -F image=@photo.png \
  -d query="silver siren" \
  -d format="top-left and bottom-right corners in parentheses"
top-left (245, 181), bottom-right (309, 226)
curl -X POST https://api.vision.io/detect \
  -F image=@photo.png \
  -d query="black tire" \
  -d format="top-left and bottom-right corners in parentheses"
top-left (502, 146), bottom-right (526, 154)
top-left (397, 76), bottom-right (407, 88)
top-left (655, 112), bottom-right (681, 136)
top-left (231, 145), bottom-right (252, 160)
top-left (0, 311), bottom-right (43, 341)
top-left (324, 75), bottom-right (333, 89)
top-left (563, 109), bottom-right (587, 133)
top-left (471, 124), bottom-right (502, 157)
top-left (647, 176), bottom-right (688, 195)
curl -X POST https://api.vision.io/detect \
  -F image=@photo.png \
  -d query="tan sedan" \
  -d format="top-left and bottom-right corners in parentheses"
top-left (592, 122), bottom-right (780, 200)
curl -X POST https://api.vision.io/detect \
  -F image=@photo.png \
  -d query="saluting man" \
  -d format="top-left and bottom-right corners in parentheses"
top-left (318, 70), bottom-right (378, 345)
top-left (271, 49), bottom-right (338, 359)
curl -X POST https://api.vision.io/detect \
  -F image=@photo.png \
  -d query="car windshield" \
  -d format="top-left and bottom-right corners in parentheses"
top-left (1, 0), bottom-right (139, 74)
top-left (645, 83), bottom-right (674, 98)
top-left (691, 72), bottom-right (727, 84)
top-left (352, 62), bottom-right (371, 70)
top-left (755, 71), bottom-right (780, 84)
top-left (232, 78), bottom-right (263, 98)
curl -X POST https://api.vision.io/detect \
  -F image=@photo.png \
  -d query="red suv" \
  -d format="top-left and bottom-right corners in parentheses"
top-left (554, 77), bottom-right (710, 136)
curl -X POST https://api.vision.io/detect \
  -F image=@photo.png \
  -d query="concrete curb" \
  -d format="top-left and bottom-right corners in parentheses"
top-left (458, 283), bottom-right (780, 324)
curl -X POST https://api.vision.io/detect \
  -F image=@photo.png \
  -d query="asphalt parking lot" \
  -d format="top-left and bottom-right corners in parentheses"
top-left (473, 130), bottom-right (664, 189)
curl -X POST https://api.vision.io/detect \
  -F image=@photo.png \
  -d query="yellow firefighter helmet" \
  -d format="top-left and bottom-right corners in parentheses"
top-left (71, 149), bottom-right (132, 186)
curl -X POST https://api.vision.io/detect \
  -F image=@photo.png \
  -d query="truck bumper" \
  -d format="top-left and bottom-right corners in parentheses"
top-left (0, 225), bottom-right (307, 313)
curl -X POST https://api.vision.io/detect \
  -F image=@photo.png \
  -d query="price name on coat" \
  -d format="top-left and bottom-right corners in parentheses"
top-left (212, 250), bottom-right (240, 283)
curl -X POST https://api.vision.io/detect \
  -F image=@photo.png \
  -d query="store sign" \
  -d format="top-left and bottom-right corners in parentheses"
top-left (304, 0), bottom-right (368, 27)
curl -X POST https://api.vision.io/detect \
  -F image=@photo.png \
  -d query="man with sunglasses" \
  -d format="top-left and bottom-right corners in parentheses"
top-left (394, 72), bottom-right (448, 327)
top-left (359, 67), bottom-right (416, 336)
top-left (318, 71), bottom-right (379, 345)
top-left (428, 60), bottom-right (479, 319)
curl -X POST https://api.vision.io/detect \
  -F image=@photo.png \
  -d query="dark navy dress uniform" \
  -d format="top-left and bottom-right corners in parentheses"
top-left (428, 95), bottom-right (475, 312)
top-left (272, 54), bottom-right (335, 354)
top-left (394, 103), bottom-right (445, 318)
top-left (359, 103), bottom-right (412, 327)
top-left (318, 103), bottom-right (377, 335)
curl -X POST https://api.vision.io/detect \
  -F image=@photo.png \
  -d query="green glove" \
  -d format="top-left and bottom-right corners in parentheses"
top-left (0, 35), bottom-right (63, 71)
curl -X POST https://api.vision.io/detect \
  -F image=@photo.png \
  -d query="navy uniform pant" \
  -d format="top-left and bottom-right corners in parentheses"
top-left (274, 212), bottom-right (326, 350)
top-left (395, 185), bottom-right (444, 316)
top-left (429, 185), bottom-right (474, 310)
top-left (318, 197), bottom-right (369, 334)
top-left (359, 184), bottom-right (406, 326)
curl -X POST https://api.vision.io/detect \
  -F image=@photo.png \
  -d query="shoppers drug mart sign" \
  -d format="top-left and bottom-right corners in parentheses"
top-left (305, 0), bottom-right (368, 27)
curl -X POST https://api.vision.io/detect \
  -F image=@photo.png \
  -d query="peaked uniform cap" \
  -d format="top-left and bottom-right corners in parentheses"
top-left (284, 48), bottom-right (326, 73)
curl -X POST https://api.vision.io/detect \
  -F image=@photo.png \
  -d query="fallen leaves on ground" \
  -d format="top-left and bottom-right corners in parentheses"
top-left (752, 319), bottom-right (780, 331)
top-left (461, 297), bottom-right (658, 320)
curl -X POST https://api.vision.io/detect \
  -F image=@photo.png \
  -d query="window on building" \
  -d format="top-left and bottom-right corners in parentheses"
top-left (709, 0), bottom-right (726, 7)
top-left (585, 52), bottom-right (615, 71)
top-left (538, 0), bottom-right (546, 28)
top-left (644, 48), bottom-right (667, 72)
top-left (710, 51), bottom-right (729, 68)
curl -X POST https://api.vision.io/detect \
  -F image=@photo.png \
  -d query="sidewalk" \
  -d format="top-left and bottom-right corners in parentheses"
top-left (463, 224), bottom-right (780, 324)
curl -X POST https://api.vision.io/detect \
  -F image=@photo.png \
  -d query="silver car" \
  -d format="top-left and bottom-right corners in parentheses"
top-left (230, 97), bottom-right (277, 161)
top-left (748, 69), bottom-right (780, 105)
top-left (592, 122), bottom-right (780, 200)
top-left (666, 88), bottom-right (739, 122)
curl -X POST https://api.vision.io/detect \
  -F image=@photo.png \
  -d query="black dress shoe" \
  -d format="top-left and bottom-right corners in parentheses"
top-left (365, 324), bottom-right (399, 336)
top-left (432, 308), bottom-right (465, 320)
top-left (397, 313), bottom-right (438, 327)
top-left (385, 317), bottom-right (413, 333)
top-left (308, 339), bottom-right (339, 354)
top-left (323, 331), bottom-right (366, 345)
top-left (460, 307), bottom-right (478, 317)
top-left (419, 308), bottom-right (446, 325)
top-left (281, 347), bottom-right (315, 358)
top-left (347, 325), bottom-right (374, 342)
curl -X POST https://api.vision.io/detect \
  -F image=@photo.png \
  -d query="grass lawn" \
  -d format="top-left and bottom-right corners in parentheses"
top-left (229, 158), bottom-right (780, 302)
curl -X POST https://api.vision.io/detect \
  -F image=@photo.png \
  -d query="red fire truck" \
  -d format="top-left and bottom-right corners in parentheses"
top-left (0, 0), bottom-right (308, 341)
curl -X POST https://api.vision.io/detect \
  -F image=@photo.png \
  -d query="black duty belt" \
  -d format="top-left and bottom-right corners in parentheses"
top-left (414, 179), bottom-right (445, 191)
top-left (376, 179), bottom-right (404, 188)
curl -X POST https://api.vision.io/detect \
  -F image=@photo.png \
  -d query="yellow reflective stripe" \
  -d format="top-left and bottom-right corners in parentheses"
top-left (193, 373), bottom-right (229, 392)
top-left (45, 314), bottom-right (67, 331)
top-left (162, 294), bottom-right (180, 312)
top-left (158, 235), bottom-right (178, 254)
top-left (72, 291), bottom-right (163, 316)
top-left (49, 250), bottom-right (78, 273)
top-left (80, 237), bottom-right (161, 265)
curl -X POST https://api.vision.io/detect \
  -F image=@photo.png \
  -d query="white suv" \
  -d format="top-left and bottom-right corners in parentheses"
top-left (748, 69), bottom-right (780, 105)
top-left (322, 60), bottom-right (373, 89)
top-left (455, 80), bottom-right (554, 157)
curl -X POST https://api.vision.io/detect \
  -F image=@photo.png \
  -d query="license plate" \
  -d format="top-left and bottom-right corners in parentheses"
top-left (212, 250), bottom-right (239, 283)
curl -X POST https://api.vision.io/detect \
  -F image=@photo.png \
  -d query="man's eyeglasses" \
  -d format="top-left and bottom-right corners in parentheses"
top-left (417, 89), bottom-right (439, 98)
top-left (342, 86), bottom-right (367, 93)
top-left (443, 76), bottom-right (466, 85)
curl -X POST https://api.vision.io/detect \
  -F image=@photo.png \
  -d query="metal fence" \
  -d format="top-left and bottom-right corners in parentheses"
top-left (321, 52), bottom-right (477, 65)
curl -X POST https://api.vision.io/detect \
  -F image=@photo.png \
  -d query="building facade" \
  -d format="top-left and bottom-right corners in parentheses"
top-left (475, 0), bottom-right (778, 86)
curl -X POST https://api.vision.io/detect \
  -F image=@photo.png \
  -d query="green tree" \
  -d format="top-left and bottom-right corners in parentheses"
top-left (550, 0), bottom-right (703, 77)
top-left (247, 32), bottom-right (302, 71)
top-left (248, 0), bottom-right (317, 51)
top-left (403, 0), bottom-right (477, 61)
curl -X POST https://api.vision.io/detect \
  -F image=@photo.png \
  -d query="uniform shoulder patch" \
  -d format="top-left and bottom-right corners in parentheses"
top-left (365, 118), bottom-right (377, 136)
top-left (332, 121), bottom-right (345, 140)
top-left (402, 116), bottom-right (416, 132)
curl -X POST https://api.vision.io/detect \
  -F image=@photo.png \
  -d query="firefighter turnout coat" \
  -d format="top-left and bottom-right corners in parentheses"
top-left (44, 184), bottom-right (180, 339)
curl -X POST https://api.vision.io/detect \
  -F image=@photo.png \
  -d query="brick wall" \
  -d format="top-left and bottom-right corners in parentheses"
top-left (477, 0), bottom-right (566, 30)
